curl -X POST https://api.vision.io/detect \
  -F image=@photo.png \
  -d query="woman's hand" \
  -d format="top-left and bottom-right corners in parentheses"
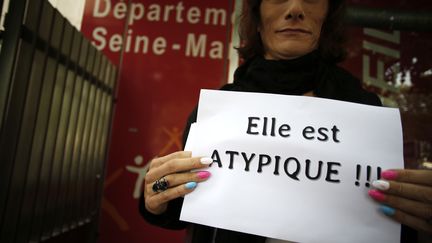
top-left (368, 169), bottom-right (432, 233)
top-left (144, 151), bottom-right (213, 215)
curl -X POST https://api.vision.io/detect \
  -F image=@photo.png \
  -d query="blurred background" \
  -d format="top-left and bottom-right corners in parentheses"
top-left (0, 0), bottom-right (431, 242)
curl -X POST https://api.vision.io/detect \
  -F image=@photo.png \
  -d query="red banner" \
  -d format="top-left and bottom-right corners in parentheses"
top-left (81, 0), bottom-right (235, 242)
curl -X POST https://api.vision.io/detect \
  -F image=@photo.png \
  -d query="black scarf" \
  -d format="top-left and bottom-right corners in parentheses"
top-left (227, 51), bottom-right (381, 107)
top-left (232, 51), bottom-right (321, 95)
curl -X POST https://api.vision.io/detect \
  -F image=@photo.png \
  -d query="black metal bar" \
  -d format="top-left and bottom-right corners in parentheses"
top-left (70, 37), bottom-right (91, 229)
top-left (88, 57), bottom-right (108, 218)
top-left (53, 69), bottom-right (76, 232)
top-left (38, 9), bottom-right (67, 240)
top-left (93, 64), bottom-right (118, 241)
top-left (13, 1), bottom-right (55, 242)
top-left (0, 0), bottom-right (27, 222)
top-left (346, 6), bottom-right (432, 32)
top-left (81, 51), bottom-right (102, 223)
top-left (65, 28), bottom-right (87, 228)
top-left (0, 0), bottom-right (43, 242)
top-left (61, 28), bottom-right (83, 232)
top-left (28, 56), bottom-right (59, 242)
top-left (76, 45), bottom-right (96, 225)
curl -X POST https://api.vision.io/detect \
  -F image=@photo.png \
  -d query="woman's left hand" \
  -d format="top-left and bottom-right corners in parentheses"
top-left (368, 169), bottom-right (432, 233)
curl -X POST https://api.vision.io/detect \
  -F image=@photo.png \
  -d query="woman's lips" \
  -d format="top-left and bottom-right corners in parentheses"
top-left (276, 28), bottom-right (311, 35)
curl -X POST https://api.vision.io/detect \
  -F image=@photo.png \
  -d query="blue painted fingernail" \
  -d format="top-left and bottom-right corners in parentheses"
top-left (379, 205), bottom-right (395, 216)
top-left (185, 182), bottom-right (197, 189)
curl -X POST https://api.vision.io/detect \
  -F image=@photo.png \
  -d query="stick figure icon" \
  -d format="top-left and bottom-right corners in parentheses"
top-left (126, 155), bottom-right (150, 199)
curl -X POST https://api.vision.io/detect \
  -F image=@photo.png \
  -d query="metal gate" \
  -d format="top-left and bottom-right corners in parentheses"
top-left (0, 0), bottom-right (117, 242)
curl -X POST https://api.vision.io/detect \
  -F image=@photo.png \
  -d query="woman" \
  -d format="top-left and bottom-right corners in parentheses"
top-left (140, 0), bottom-right (432, 242)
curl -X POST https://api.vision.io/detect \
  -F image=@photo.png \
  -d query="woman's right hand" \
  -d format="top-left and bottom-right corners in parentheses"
top-left (144, 151), bottom-right (213, 215)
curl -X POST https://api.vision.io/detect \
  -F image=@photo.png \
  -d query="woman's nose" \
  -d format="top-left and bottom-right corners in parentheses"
top-left (284, 0), bottom-right (305, 20)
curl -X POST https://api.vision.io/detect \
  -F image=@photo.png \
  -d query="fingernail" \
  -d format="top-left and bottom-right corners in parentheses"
top-left (197, 171), bottom-right (211, 179)
top-left (381, 170), bottom-right (398, 180)
top-left (379, 205), bottom-right (395, 216)
top-left (200, 157), bottom-right (213, 165)
top-left (368, 190), bottom-right (386, 202)
top-left (372, 180), bottom-right (390, 191)
top-left (185, 182), bottom-right (197, 189)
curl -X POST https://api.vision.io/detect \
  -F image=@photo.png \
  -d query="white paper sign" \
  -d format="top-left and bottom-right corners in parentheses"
top-left (181, 89), bottom-right (403, 243)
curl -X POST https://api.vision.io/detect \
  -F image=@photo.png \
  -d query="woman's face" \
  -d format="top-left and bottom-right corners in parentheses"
top-left (259, 0), bottom-right (329, 60)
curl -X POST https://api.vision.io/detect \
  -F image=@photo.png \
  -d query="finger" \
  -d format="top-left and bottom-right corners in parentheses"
top-left (382, 169), bottom-right (432, 186)
top-left (145, 171), bottom-right (211, 196)
top-left (379, 205), bottom-right (432, 233)
top-left (369, 189), bottom-right (432, 220)
top-left (148, 170), bottom-right (211, 191)
top-left (381, 180), bottom-right (432, 204)
top-left (146, 182), bottom-right (198, 211)
top-left (146, 157), bottom-right (212, 183)
top-left (149, 151), bottom-right (192, 169)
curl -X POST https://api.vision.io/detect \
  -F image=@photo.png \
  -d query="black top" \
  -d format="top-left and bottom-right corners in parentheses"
top-left (139, 52), bottom-right (416, 243)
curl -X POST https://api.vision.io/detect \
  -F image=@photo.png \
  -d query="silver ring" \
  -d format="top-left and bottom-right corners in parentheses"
top-left (152, 177), bottom-right (169, 193)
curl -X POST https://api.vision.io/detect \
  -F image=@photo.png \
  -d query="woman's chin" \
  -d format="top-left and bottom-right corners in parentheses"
top-left (266, 47), bottom-right (316, 60)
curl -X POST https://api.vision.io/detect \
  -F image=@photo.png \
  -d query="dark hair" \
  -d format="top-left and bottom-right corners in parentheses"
top-left (237, 0), bottom-right (347, 63)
